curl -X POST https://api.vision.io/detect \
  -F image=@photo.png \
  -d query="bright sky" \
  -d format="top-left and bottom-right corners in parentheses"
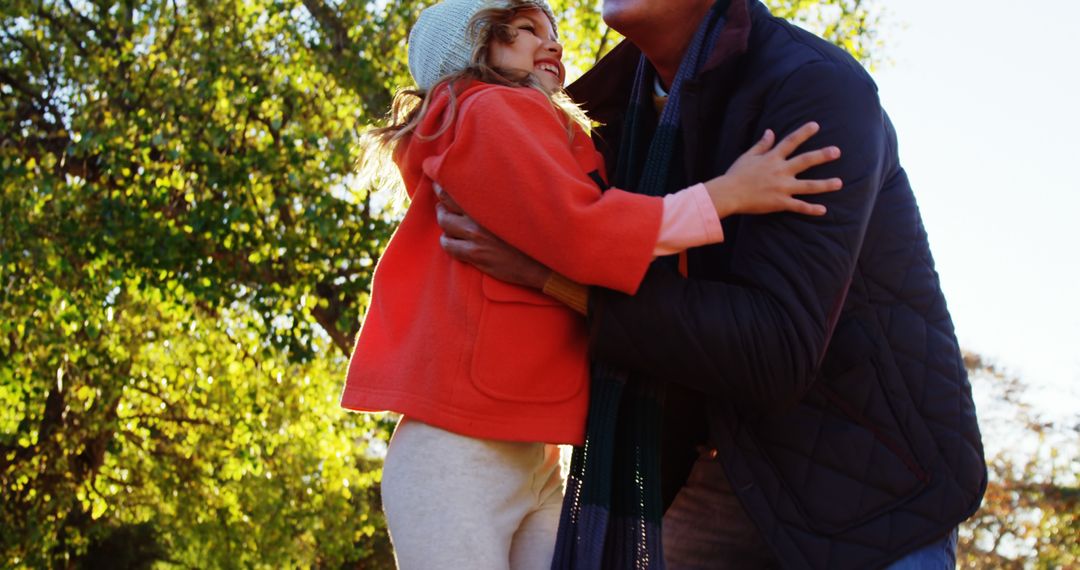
top-left (869, 0), bottom-right (1080, 421)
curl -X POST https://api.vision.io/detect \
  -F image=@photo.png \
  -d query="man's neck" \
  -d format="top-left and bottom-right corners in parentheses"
top-left (634, 1), bottom-right (716, 89)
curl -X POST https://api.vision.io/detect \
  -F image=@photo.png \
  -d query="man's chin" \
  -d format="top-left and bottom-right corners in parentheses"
top-left (600, 7), bottom-right (637, 37)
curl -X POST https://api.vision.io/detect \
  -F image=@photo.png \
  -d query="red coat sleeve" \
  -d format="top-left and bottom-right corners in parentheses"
top-left (422, 87), bottom-right (663, 295)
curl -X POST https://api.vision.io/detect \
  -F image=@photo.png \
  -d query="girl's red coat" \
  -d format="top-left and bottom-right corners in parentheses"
top-left (341, 82), bottom-right (662, 445)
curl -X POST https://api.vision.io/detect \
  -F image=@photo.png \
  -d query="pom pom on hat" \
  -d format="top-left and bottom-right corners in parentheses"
top-left (407, 0), bottom-right (555, 91)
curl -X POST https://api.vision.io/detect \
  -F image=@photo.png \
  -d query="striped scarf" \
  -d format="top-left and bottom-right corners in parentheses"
top-left (551, 5), bottom-right (729, 569)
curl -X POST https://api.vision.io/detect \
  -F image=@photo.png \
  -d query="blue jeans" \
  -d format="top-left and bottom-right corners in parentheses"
top-left (884, 528), bottom-right (958, 569)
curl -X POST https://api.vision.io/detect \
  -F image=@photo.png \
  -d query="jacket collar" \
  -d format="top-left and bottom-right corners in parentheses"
top-left (567, 0), bottom-right (759, 124)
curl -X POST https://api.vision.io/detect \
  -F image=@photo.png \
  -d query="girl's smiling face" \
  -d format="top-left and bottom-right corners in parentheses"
top-left (488, 8), bottom-right (565, 92)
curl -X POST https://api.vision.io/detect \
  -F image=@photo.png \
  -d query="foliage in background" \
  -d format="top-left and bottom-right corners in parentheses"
top-left (767, 0), bottom-right (884, 68)
top-left (2, 0), bottom-right (406, 566)
top-left (959, 355), bottom-right (1079, 569)
top-left (3, 0), bottom-right (886, 567)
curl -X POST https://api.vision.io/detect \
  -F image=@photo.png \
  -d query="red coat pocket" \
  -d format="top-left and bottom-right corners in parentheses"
top-left (470, 275), bottom-right (589, 403)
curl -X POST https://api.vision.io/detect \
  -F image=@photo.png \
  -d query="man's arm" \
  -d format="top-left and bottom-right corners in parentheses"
top-left (434, 187), bottom-right (590, 315)
top-left (588, 61), bottom-right (888, 415)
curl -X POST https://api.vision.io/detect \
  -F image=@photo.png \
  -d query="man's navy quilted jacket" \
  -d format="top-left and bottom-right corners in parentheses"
top-left (568, 1), bottom-right (987, 567)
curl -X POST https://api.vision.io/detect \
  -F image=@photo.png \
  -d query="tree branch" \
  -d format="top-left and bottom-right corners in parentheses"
top-left (119, 412), bottom-right (216, 426)
top-left (594, 27), bottom-right (611, 64)
top-left (300, 0), bottom-right (351, 54)
top-left (61, 0), bottom-right (111, 47)
top-left (37, 3), bottom-right (90, 58)
top-left (311, 304), bottom-right (351, 356)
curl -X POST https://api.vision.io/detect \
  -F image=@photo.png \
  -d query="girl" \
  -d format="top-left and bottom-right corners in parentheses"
top-left (341, 0), bottom-right (841, 568)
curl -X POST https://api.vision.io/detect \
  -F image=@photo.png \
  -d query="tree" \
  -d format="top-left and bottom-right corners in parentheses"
top-left (2, 1), bottom-right (882, 567)
top-left (959, 354), bottom-right (1079, 569)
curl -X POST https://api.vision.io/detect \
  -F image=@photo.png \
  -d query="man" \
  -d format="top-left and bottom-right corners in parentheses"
top-left (435, 0), bottom-right (986, 567)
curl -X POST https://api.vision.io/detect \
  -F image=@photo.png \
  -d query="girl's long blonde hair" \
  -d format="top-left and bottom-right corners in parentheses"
top-left (359, 1), bottom-right (590, 198)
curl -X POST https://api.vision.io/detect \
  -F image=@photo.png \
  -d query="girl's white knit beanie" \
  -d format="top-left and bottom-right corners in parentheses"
top-left (407, 0), bottom-right (555, 91)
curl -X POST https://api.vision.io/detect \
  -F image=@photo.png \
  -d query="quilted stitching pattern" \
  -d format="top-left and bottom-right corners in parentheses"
top-left (581, 4), bottom-right (988, 567)
top-left (736, 177), bottom-right (985, 568)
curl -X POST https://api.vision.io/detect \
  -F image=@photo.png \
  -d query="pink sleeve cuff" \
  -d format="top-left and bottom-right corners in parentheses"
top-left (654, 183), bottom-right (725, 256)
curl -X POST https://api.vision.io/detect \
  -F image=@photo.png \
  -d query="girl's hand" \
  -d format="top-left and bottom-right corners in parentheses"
top-left (705, 122), bottom-right (843, 218)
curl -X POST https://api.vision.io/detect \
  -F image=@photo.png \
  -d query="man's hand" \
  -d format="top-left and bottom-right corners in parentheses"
top-left (433, 184), bottom-right (551, 290)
